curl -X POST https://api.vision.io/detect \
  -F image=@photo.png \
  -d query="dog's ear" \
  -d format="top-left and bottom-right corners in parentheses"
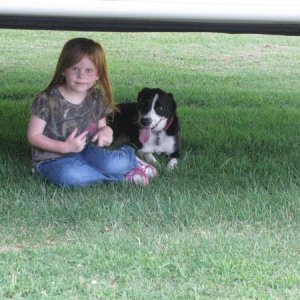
top-left (137, 87), bottom-right (150, 102)
top-left (168, 93), bottom-right (177, 112)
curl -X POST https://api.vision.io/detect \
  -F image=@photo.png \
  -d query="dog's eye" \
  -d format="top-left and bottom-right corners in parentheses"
top-left (157, 105), bottom-right (163, 111)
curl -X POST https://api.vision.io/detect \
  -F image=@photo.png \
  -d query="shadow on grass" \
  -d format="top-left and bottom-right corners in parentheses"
top-left (1, 100), bottom-right (300, 191)
top-left (0, 100), bottom-right (32, 186)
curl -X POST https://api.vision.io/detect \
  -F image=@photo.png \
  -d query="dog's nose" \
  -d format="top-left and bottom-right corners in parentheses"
top-left (140, 117), bottom-right (151, 127)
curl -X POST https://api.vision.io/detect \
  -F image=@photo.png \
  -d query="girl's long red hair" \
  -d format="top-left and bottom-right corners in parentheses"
top-left (44, 37), bottom-right (115, 111)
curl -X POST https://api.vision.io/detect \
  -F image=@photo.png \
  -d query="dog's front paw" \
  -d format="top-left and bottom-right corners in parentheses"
top-left (167, 158), bottom-right (178, 171)
top-left (140, 152), bottom-right (157, 164)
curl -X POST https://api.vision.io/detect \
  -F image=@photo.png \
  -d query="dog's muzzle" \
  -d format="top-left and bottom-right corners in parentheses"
top-left (140, 117), bottom-right (152, 127)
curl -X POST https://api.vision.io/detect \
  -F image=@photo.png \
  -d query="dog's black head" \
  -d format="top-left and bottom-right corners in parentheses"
top-left (137, 88), bottom-right (176, 131)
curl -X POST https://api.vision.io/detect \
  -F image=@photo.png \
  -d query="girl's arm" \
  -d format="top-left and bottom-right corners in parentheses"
top-left (92, 117), bottom-right (113, 147)
top-left (27, 115), bottom-right (88, 154)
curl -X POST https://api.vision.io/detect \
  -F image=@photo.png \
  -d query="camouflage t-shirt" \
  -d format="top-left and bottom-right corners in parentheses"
top-left (31, 86), bottom-right (112, 165)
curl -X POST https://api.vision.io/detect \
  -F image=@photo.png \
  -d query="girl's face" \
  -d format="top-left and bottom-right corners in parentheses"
top-left (62, 56), bottom-right (99, 94)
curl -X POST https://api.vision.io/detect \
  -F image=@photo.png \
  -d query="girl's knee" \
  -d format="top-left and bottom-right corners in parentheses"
top-left (85, 146), bottom-right (137, 175)
top-left (112, 148), bottom-right (137, 174)
top-left (101, 156), bottom-right (134, 175)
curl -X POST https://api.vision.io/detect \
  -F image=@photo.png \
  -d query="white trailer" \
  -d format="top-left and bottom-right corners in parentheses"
top-left (0, 0), bottom-right (300, 34)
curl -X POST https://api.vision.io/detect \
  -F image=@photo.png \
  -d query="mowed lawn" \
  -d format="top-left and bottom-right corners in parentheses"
top-left (0, 29), bottom-right (300, 299)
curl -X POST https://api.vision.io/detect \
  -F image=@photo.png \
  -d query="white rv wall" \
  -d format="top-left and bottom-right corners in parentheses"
top-left (0, 0), bottom-right (300, 24)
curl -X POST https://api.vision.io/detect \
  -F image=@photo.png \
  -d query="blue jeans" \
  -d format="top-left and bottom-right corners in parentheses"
top-left (35, 145), bottom-right (138, 187)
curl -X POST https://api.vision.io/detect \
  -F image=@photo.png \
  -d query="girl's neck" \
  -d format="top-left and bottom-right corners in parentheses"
top-left (58, 85), bottom-right (87, 105)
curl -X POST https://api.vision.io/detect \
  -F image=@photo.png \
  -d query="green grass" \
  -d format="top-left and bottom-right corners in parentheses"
top-left (1, 29), bottom-right (300, 299)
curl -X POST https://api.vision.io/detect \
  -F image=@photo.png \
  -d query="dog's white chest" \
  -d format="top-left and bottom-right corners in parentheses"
top-left (141, 131), bottom-right (175, 154)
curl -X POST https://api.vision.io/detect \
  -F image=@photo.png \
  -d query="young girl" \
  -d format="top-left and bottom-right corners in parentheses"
top-left (27, 37), bottom-right (157, 187)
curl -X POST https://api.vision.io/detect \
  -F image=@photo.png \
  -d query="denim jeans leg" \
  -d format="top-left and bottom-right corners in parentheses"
top-left (82, 145), bottom-right (138, 175)
top-left (36, 153), bottom-right (120, 187)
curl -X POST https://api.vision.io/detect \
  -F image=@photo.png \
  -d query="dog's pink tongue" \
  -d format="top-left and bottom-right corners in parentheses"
top-left (139, 128), bottom-right (152, 144)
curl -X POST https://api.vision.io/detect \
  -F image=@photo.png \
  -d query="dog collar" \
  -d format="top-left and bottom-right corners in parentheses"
top-left (164, 117), bottom-right (174, 131)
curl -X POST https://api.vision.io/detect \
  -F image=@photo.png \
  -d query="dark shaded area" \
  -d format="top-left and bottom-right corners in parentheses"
top-left (1, 15), bottom-right (300, 35)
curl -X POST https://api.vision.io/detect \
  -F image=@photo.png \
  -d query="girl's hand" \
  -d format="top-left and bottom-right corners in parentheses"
top-left (92, 126), bottom-right (113, 147)
top-left (65, 128), bottom-right (88, 153)
top-left (27, 115), bottom-right (88, 154)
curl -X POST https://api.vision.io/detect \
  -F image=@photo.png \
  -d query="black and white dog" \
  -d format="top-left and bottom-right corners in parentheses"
top-left (109, 88), bottom-right (181, 170)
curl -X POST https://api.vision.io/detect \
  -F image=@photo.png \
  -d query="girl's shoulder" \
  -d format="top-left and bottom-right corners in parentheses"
top-left (32, 86), bottom-right (62, 110)
top-left (88, 88), bottom-right (113, 116)
top-left (36, 86), bottom-right (62, 101)
top-left (33, 91), bottom-right (50, 107)
top-left (90, 88), bottom-right (103, 100)
top-left (31, 91), bottom-right (51, 119)
top-left (88, 88), bottom-right (105, 108)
